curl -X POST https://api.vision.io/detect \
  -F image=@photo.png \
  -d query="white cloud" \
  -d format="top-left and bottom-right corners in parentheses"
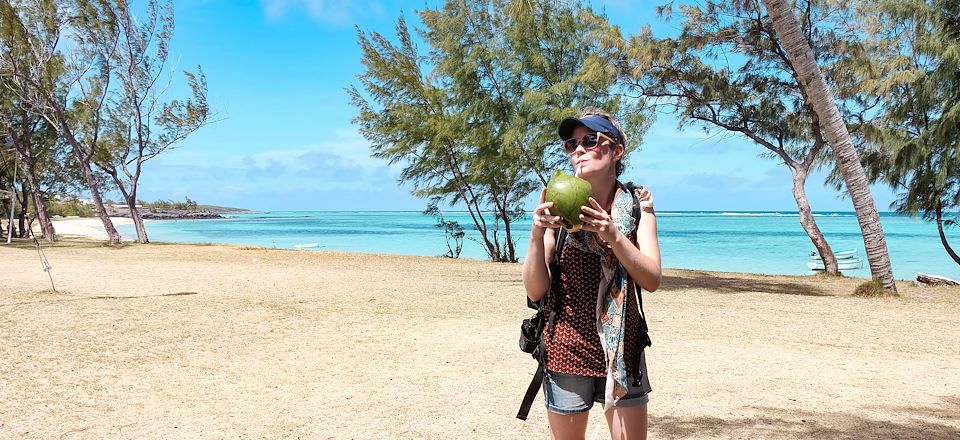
top-left (148, 131), bottom-right (402, 196)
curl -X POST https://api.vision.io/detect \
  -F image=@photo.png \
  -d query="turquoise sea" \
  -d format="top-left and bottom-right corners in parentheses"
top-left (117, 211), bottom-right (959, 281)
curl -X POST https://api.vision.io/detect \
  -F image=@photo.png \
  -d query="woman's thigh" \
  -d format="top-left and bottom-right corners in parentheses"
top-left (543, 371), bottom-right (597, 439)
top-left (547, 410), bottom-right (590, 440)
top-left (604, 404), bottom-right (647, 440)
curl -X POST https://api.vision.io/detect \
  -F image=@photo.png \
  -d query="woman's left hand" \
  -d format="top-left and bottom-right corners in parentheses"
top-left (579, 197), bottom-right (619, 244)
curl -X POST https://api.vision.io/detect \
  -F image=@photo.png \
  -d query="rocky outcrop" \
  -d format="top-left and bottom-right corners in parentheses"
top-left (105, 205), bottom-right (223, 220)
top-left (141, 209), bottom-right (223, 219)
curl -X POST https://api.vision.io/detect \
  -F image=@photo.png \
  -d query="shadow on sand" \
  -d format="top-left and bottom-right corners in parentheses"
top-left (658, 271), bottom-right (832, 297)
top-left (651, 401), bottom-right (960, 439)
top-left (0, 291), bottom-right (198, 308)
top-left (1, 236), bottom-right (126, 250)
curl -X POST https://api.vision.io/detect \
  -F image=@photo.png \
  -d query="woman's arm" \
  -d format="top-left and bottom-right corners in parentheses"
top-left (580, 188), bottom-right (662, 292)
top-left (628, 205), bottom-right (661, 292)
top-left (522, 188), bottom-right (560, 301)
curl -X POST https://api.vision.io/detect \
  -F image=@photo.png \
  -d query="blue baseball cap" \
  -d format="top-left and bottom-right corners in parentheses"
top-left (558, 114), bottom-right (624, 145)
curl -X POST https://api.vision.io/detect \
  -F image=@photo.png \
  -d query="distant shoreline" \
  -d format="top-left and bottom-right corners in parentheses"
top-left (103, 204), bottom-right (256, 220)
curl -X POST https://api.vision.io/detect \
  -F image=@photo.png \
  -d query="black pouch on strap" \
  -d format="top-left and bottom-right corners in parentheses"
top-left (517, 228), bottom-right (566, 420)
top-left (518, 307), bottom-right (544, 356)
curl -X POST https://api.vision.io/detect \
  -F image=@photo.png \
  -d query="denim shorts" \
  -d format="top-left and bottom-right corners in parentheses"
top-left (542, 367), bottom-right (651, 415)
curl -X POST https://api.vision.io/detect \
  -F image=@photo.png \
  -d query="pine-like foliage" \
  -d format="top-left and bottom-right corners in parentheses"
top-left (1, 0), bottom-right (209, 245)
top-left (350, 0), bottom-right (648, 262)
top-left (856, 0), bottom-right (960, 265)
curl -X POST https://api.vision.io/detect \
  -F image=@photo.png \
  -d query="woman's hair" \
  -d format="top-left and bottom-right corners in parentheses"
top-left (579, 107), bottom-right (627, 176)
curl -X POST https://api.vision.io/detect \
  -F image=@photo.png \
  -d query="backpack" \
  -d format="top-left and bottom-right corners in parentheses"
top-left (516, 182), bottom-right (652, 420)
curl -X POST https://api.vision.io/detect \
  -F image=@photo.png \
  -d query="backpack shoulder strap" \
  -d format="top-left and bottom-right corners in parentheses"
top-left (527, 227), bottom-right (567, 309)
top-left (548, 227), bottom-right (567, 320)
top-left (622, 182), bottom-right (653, 386)
top-left (554, 227), bottom-right (567, 262)
top-left (625, 182), bottom-right (649, 329)
top-left (517, 227), bottom-right (567, 421)
top-left (620, 181), bottom-right (643, 234)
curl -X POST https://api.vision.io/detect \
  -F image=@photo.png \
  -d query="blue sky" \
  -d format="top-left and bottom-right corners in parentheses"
top-left (132, 0), bottom-right (899, 212)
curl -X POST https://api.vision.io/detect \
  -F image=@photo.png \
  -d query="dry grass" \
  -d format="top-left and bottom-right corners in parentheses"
top-left (853, 278), bottom-right (893, 297)
top-left (2, 243), bottom-right (959, 439)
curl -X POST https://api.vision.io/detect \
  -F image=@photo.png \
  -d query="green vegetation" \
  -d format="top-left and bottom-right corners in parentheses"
top-left (349, 0), bottom-right (952, 273)
top-left (0, 0), bottom-right (209, 244)
top-left (102, 197), bottom-right (244, 213)
top-left (2, 0), bottom-right (953, 278)
top-left (351, 0), bottom-right (649, 262)
top-left (607, 0), bottom-right (895, 289)
top-left (139, 197), bottom-right (199, 212)
top-left (195, 205), bottom-right (250, 214)
top-left (757, 0), bottom-right (896, 291)
top-left (610, 1), bottom-right (862, 276)
top-left (46, 198), bottom-right (95, 218)
top-left (424, 198), bottom-right (465, 259)
top-left (854, 0), bottom-right (960, 269)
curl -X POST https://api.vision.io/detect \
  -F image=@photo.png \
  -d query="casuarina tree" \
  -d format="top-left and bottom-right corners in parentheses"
top-left (853, 0), bottom-right (960, 268)
top-left (0, 0), bottom-right (123, 244)
top-left (351, 0), bottom-right (648, 262)
top-left (95, 0), bottom-right (210, 244)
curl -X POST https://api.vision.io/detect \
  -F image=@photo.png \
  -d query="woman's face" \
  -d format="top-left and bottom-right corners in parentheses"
top-left (567, 125), bottom-right (623, 178)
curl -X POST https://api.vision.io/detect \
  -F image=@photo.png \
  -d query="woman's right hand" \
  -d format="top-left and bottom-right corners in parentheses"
top-left (532, 187), bottom-right (561, 238)
top-left (636, 186), bottom-right (655, 213)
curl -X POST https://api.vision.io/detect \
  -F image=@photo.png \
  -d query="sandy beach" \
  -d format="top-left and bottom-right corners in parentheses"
top-left (41, 217), bottom-right (137, 241)
top-left (1, 239), bottom-right (959, 439)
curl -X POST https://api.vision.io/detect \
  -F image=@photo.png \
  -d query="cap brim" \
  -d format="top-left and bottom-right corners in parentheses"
top-left (558, 117), bottom-right (584, 141)
top-left (559, 114), bottom-right (623, 145)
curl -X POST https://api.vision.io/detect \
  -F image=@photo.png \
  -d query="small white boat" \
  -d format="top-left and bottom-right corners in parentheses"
top-left (807, 259), bottom-right (863, 270)
top-left (293, 242), bottom-right (321, 248)
top-left (809, 248), bottom-right (857, 260)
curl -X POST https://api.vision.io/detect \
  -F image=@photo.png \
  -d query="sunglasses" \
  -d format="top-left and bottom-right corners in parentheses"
top-left (562, 132), bottom-right (616, 154)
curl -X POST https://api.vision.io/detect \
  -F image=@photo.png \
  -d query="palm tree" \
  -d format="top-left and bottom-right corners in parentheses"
top-left (760, 0), bottom-right (897, 292)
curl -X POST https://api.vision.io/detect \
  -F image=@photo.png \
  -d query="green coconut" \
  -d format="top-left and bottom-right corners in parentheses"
top-left (545, 169), bottom-right (593, 232)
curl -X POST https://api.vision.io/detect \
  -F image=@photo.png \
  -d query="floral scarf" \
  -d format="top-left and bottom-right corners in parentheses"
top-left (564, 182), bottom-right (639, 409)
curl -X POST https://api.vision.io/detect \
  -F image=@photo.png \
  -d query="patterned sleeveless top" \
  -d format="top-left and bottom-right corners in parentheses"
top-left (545, 242), bottom-right (642, 377)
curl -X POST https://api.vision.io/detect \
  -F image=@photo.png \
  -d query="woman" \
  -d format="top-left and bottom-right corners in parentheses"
top-left (522, 109), bottom-right (661, 440)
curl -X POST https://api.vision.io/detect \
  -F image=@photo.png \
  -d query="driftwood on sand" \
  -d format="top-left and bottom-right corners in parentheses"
top-left (916, 272), bottom-right (960, 286)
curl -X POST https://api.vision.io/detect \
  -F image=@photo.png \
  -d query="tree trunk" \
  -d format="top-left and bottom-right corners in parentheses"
top-left (440, 142), bottom-right (502, 261)
top-left (111, 174), bottom-right (149, 243)
top-left (78, 158), bottom-right (122, 244)
top-left (126, 192), bottom-right (149, 244)
top-left (16, 188), bottom-right (28, 238)
top-left (792, 168), bottom-right (838, 274)
top-left (499, 191), bottom-right (517, 263)
top-left (504, 215), bottom-right (516, 262)
top-left (935, 205), bottom-right (960, 266)
top-left (762, 0), bottom-right (897, 292)
top-left (15, 149), bottom-right (57, 241)
top-left (58, 125), bottom-right (122, 244)
top-left (1, 199), bottom-right (9, 238)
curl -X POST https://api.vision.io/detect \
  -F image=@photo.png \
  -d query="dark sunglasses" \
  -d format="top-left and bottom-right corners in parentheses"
top-left (562, 132), bottom-right (616, 154)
